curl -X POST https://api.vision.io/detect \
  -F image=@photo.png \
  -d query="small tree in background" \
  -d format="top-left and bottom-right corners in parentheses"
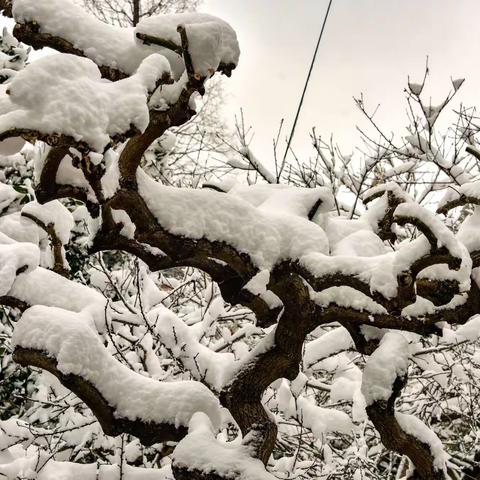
top-left (83, 0), bottom-right (201, 27)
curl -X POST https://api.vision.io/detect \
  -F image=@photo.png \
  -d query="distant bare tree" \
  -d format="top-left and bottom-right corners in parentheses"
top-left (83, 0), bottom-right (201, 26)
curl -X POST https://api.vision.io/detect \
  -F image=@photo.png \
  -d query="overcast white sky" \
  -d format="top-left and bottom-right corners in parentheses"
top-left (200, 0), bottom-right (480, 162)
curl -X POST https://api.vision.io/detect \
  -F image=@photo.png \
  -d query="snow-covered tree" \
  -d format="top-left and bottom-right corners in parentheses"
top-left (0, 2), bottom-right (478, 480)
top-left (82, 0), bottom-right (235, 187)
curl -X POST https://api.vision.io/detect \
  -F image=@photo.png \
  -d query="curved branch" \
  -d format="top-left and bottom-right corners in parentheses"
top-left (21, 212), bottom-right (69, 277)
top-left (359, 333), bottom-right (447, 479)
top-left (14, 22), bottom-right (126, 81)
top-left (13, 347), bottom-right (188, 445)
top-left (37, 146), bottom-right (69, 191)
top-left (466, 144), bottom-right (480, 162)
top-left (420, 286), bottom-right (480, 328)
top-left (91, 195), bottom-right (281, 328)
top-left (38, 184), bottom-right (99, 217)
top-left (366, 376), bottom-right (445, 480)
top-left (416, 278), bottom-right (459, 306)
top-left (0, 128), bottom-right (89, 152)
top-left (92, 233), bottom-right (281, 329)
top-left (364, 189), bottom-right (406, 241)
top-left (118, 91), bottom-right (197, 188)
top-left (395, 214), bottom-right (443, 254)
top-left (99, 188), bottom-right (258, 280)
top-left (284, 261), bottom-right (391, 309)
top-left (136, 32), bottom-right (183, 55)
top-left (0, 295), bottom-right (28, 311)
top-left (320, 304), bottom-right (441, 336)
top-left (409, 250), bottom-right (462, 278)
top-left (33, 147), bottom-right (100, 215)
top-left (436, 193), bottom-right (480, 215)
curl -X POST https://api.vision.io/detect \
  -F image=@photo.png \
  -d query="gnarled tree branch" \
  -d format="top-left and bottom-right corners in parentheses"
top-left (13, 347), bottom-right (188, 445)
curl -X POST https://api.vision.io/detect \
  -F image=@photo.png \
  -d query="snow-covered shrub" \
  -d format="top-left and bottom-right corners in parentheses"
top-left (0, 2), bottom-right (477, 480)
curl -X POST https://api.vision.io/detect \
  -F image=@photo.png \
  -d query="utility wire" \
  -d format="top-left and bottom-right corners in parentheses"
top-left (280, 0), bottom-right (333, 173)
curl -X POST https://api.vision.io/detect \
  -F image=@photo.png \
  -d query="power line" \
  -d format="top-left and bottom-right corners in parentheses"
top-left (281, 0), bottom-right (333, 170)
